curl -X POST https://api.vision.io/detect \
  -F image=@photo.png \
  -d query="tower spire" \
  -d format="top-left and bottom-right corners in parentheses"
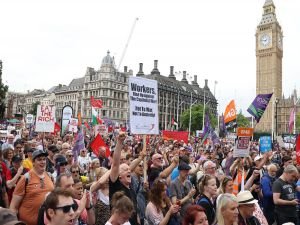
top-left (259, 0), bottom-right (277, 25)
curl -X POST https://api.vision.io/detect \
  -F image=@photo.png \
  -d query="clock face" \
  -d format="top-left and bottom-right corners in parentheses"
top-left (260, 34), bottom-right (271, 47)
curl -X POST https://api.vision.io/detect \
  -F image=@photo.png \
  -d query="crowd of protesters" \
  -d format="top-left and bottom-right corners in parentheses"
top-left (0, 128), bottom-right (300, 225)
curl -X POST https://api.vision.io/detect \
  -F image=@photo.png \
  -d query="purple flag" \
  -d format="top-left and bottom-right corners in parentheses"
top-left (247, 93), bottom-right (273, 123)
top-left (72, 129), bottom-right (85, 162)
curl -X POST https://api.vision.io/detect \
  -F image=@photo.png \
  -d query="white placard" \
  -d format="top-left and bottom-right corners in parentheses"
top-left (94, 124), bottom-right (108, 136)
top-left (233, 136), bottom-right (251, 158)
top-left (26, 114), bottom-right (34, 124)
top-left (69, 118), bottom-right (78, 133)
top-left (35, 105), bottom-right (55, 132)
top-left (129, 76), bottom-right (159, 134)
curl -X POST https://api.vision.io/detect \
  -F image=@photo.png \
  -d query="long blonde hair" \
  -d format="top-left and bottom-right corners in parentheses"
top-left (216, 193), bottom-right (238, 225)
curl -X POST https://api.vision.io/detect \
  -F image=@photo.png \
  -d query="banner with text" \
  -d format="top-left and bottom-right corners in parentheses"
top-left (259, 136), bottom-right (272, 153)
top-left (35, 105), bottom-right (56, 132)
top-left (129, 76), bottom-right (159, 134)
top-left (162, 130), bottom-right (189, 144)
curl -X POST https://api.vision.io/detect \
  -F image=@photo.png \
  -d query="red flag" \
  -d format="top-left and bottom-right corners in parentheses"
top-left (90, 134), bottom-right (110, 157)
top-left (97, 117), bottom-right (103, 124)
top-left (108, 125), bottom-right (113, 133)
top-left (90, 96), bottom-right (103, 108)
top-left (84, 121), bottom-right (90, 130)
top-left (296, 135), bottom-right (300, 165)
top-left (53, 122), bottom-right (61, 134)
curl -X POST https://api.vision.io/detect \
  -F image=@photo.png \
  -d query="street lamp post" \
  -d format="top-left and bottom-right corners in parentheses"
top-left (188, 92), bottom-right (197, 139)
top-left (275, 98), bottom-right (279, 138)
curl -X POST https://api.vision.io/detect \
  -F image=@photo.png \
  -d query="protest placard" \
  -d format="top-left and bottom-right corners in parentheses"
top-left (259, 136), bottom-right (272, 153)
top-left (94, 124), bottom-right (108, 136)
top-left (35, 105), bottom-right (55, 132)
top-left (69, 118), bottom-right (78, 133)
top-left (129, 76), bottom-right (159, 134)
top-left (233, 127), bottom-right (253, 158)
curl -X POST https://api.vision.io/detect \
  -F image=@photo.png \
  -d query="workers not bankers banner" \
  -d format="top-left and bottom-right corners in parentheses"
top-left (129, 76), bottom-right (159, 134)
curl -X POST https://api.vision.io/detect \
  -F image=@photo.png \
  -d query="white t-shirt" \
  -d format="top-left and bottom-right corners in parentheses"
top-left (105, 221), bottom-right (131, 225)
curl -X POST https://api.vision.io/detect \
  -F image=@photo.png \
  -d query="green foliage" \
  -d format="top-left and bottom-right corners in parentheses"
top-left (0, 61), bottom-right (9, 119)
top-left (237, 112), bottom-right (250, 127)
top-left (296, 113), bottom-right (300, 133)
top-left (180, 104), bottom-right (217, 133)
top-left (29, 101), bottom-right (41, 116)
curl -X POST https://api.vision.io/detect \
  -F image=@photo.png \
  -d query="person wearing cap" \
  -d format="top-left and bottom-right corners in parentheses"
top-left (10, 149), bottom-right (54, 225)
top-left (46, 145), bottom-right (58, 174)
top-left (0, 207), bottom-right (26, 225)
top-left (6, 155), bottom-right (28, 203)
top-left (52, 155), bottom-right (68, 182)
top-left (273, 165), bottom-right (299, 225)
top-left (236, 190), bottom-right (261, 225)
top-left (170, 162), bottom-right (196, 221)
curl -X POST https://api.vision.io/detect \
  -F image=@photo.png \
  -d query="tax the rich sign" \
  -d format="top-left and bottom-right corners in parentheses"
top-left (129, 76), bottom-right (159, 135)
top-left (35, 105), bottom-right (56, 132)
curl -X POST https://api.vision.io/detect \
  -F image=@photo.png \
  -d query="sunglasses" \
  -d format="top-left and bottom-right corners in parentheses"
top-left (59, 162), bottom-right (68, 166)
top-left (67, 155), bottom-right (73, 157)
top-left (72, 170), bottom-right (79, 174)
top-left (55, 203), bottom-right (78, 213)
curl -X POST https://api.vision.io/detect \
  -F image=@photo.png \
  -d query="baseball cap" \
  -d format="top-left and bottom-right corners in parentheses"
top-left (254, 155), bottom-right (263, 162)
top-left (32, 149), bottom-right (48, 160)
top-left (0, 208), bottom-right (26, 225)
top-left (178, 162), bottom-right (191, 171)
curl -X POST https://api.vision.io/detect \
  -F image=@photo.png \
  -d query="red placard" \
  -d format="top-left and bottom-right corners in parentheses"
top-left (296, 135), bottom-right (300, 165)
top-left (162, 130), bottom-right (189, 144)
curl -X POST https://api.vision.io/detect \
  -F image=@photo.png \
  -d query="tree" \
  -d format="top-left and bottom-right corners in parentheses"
top-left (29, 101), bottom-right (40, 116)
top-left (0, 60), bottom-right (9, 119)
top-left (296, 113), bottom-right (300, 133)
top-left (236, 111), bottom-right (250, 127)
top-left (180, 104), bottom-right (217, 133)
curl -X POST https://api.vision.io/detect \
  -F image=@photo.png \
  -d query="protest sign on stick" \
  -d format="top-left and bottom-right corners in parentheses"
top-left (35, 105), bottom-right (56, 133)
top-left (129, 76), bottom-right (159, 135)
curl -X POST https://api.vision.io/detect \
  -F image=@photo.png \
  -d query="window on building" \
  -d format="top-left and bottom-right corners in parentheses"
top-left (121, 112), bottom-right (123, 118)
top-left (113, 111), bottom-right (115, 118)
top-left (117, 111), bottom-right (119, 118)
top-left (102, 110), bottom-right (106, 117)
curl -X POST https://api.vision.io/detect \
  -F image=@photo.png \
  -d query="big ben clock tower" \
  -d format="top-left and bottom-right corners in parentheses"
top-left (256, 0), bottom-right (283, 132)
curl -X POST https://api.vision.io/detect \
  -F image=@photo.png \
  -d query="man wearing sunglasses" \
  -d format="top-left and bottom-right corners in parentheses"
top-left (44, 188), bottom-right (77, 225)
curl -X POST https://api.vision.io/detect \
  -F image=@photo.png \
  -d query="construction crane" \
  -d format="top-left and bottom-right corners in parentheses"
top-left (117, 17), bottom-right (139, 71)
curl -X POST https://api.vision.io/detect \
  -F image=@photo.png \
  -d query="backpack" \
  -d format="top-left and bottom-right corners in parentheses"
top-left (24, 171), bottom-right (54, 193)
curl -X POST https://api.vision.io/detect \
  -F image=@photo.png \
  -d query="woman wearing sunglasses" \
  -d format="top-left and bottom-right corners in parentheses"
top-left (145, 179), bottom-right (180, 225)
top-left (196, 175), bottom-right (217, 225)
top-left (44, 188), bottom-right (78, 225)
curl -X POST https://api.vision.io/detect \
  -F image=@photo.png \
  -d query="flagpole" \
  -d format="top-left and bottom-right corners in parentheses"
top-left (202, 89), bottom-right (206, 131)
top-left (271, 89), bottom-right (275, 141)
top-left (188, 92), bottom-right (192, 140)
top-left (177, 92), bottom-right (179, 130)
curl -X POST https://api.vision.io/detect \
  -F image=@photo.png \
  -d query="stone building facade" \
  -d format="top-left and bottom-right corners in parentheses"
top-left (5, 52), bottom-right (217, 129)
top-left (255, 0), bottom-right (300, 134)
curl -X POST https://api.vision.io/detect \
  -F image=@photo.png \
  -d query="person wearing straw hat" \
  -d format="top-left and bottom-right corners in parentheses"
top-left (236, 190), bottom-right (261, 225)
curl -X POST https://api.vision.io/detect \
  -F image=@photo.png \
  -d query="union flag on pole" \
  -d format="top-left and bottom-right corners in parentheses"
top-left (224, 100), bottom-right (237, 129)
top-left (90, 96), bottom-right (103, 108)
